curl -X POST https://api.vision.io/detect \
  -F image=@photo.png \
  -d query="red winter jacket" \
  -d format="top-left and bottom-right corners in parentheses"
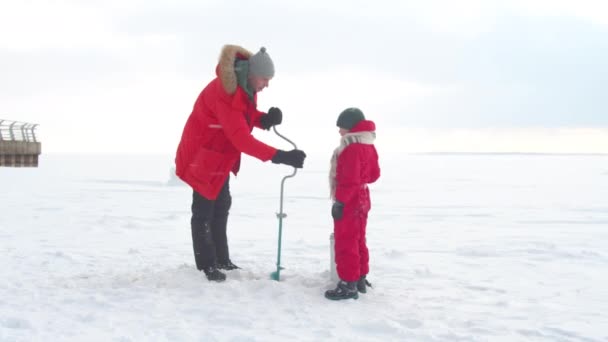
top-left (335, 120), bottom-right (381, 208)
top-left (175, 45), bottom-right (277, 199)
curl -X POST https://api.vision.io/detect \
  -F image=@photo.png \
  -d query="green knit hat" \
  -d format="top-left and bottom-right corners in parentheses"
top-left (336, 107), bottom-right (365, 130)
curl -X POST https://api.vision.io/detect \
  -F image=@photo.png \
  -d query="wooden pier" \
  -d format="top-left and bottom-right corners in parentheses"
top-left (0, 120), bottom-right (41, 167)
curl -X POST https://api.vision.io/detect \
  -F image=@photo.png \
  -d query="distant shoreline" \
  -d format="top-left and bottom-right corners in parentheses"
top-left (409, 152), bottom-right (608, 156)
top-left (37, 152), bottom-right (608, 158)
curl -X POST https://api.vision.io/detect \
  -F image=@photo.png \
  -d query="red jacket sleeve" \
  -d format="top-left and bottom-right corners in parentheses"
top-left (215, 96), bottom-right (277, 161)
top-left (335, 147), bottom-right (361, 205)
top-left (369, 148), bottom-right (381, 183)
top-left (252, 108), bottom-right (266, 130)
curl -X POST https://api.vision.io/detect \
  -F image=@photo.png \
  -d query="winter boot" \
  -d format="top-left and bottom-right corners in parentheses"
top-left (357, 275), bottom-right (372, 294)
top-left (217, 260), bottom-right (240, 270)
top-left (325, 280), bottom-right (359, 300)
top-left (203, 266), bottom-right (226, 282)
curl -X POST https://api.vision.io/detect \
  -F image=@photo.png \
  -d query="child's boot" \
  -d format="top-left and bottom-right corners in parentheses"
top-left (325, 280), bottom-right (359, 300)
top-left (357, 275), bottom-right (372, 294)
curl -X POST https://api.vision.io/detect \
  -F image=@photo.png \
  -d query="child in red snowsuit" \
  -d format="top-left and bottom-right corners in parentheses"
top-left (325, 107), bottom-right (380, 300)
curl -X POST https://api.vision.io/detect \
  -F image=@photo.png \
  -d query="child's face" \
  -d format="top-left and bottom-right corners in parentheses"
top-left (339, 128), bottom-right (349, 136)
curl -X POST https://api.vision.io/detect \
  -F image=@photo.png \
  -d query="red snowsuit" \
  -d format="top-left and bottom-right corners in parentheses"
top-left (175, 45), bottom-right (277, 200)
top-left (332, 120), bottom-right (380, 282)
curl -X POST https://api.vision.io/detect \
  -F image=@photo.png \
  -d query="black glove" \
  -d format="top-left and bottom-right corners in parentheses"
top-left (271, 149), bottom-right (306, 168)
top-left (260, 107), bottom-right (283, 130)
top-left (332, 202), bottom-right (344, 220)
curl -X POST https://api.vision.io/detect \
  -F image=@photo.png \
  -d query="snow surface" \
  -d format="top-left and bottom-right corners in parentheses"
top-left (1, 153), bottom-right (607, 341)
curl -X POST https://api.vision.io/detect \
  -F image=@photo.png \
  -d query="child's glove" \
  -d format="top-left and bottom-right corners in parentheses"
top-left (271, 149), bottom-right (306, 168)
top-left (260, 107), bottom-right (283, 130)
top-left (331, 201), bottom-right (344, 220)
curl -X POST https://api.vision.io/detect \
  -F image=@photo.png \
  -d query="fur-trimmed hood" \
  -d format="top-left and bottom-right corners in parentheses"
top-left (216, 44), bottom-right (253, 95)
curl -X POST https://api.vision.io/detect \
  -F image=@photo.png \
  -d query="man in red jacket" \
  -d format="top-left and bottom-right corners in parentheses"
top-left (175, 45), bottom-right (306, 282)
top-left (325, 107), bottom-right (380, 300)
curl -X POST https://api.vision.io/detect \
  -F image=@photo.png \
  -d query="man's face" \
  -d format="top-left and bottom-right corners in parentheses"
top-left (249, 75), bottom-right (271, 92)
top-left (339, 128), bottom-right (349, 136)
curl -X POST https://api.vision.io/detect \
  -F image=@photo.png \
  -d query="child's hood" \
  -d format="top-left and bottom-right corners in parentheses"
top-left (349, 120), bottom-right (376, 133)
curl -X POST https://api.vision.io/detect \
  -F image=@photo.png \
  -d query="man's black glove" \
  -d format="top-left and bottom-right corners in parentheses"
top-left (271, 149), bottom-right (306, 168)
top-left (332, 202), bottom-right (344, 220)
top-left (260, 107), bottom-right (283, 130)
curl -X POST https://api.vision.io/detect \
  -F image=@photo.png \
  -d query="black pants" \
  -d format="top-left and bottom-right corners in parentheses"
top-left (191, 178), bottom-right (232, 270)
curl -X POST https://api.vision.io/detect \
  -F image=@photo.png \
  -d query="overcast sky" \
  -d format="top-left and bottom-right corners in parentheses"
top-left (1, 0), bottom-right (607, 154)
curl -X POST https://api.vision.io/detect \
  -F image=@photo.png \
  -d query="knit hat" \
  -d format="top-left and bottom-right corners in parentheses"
top-left (336, 107), bottom-right (365, 130)
top-left (249, 47), bottom-right (275, 78)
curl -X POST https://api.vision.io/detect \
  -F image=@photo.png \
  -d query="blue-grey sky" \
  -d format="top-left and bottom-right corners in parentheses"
top-left (1, 0), bottom-right (607, 153)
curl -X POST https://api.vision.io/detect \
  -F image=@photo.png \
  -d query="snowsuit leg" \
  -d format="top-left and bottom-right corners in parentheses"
top-left (334, 202), bottom-right (365, 282)
top-left (358, 189), bottom-right (371, 277)
top-left (335, 187), bottom-right (371, 282)
top-left (190, 178), bottom-right (230, 270)
top-left (358, 209), bottom-right (369, 277)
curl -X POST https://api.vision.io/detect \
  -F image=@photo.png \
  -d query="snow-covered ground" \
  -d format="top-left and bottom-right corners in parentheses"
top-left (1, 153), bottom-right (607, 341)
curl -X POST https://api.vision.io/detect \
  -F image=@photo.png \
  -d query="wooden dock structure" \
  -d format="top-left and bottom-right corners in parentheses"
top-left (0, 120), bottom-right (41, 167)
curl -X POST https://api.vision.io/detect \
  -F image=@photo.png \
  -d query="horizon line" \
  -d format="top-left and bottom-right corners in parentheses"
top-left (38, 151), bottom-right (608, 157)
